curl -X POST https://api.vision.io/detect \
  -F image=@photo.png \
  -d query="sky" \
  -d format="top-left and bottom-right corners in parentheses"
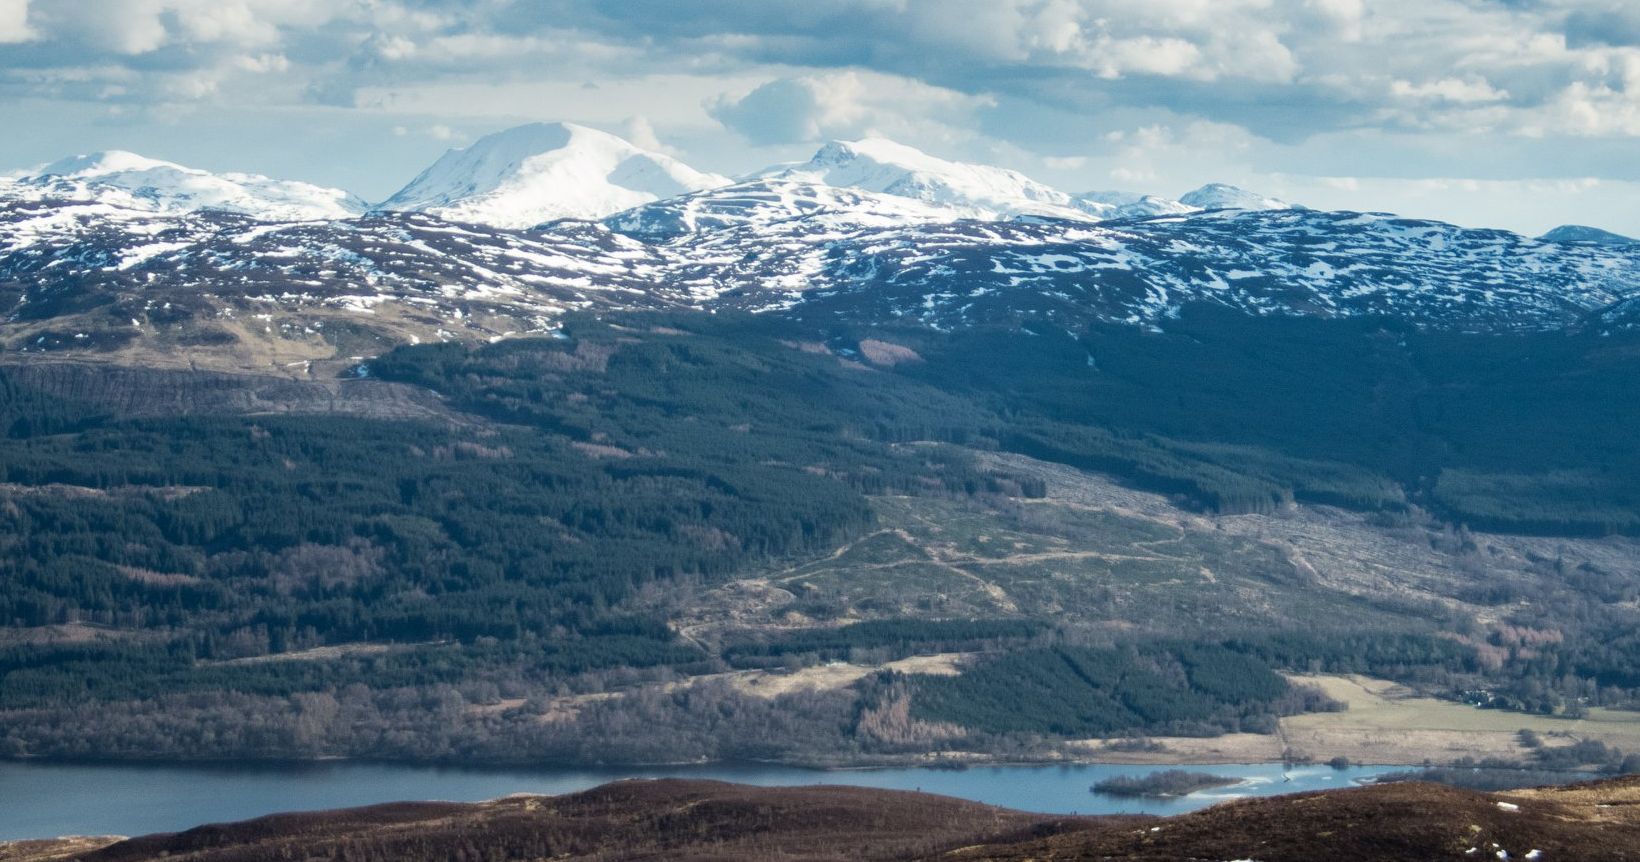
top-left (1, 0), bottom-right (1638, 236)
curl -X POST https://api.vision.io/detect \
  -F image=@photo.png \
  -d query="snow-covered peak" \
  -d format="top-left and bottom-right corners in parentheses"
top-left (1539, 224), bottom-right (1636, 247)
top-left (763, 138), bottom-right (1095, 222)
top-left (14, 150), bottom-right (367, 221)
top-left (376, 122), bottom-right (731, 228)
top-left (40, 150), bottom-right (181, 177)
top-left (1073, 190), bottom-right (1199, 220)
top-left (1178, 183), bottom-right (1291, 212)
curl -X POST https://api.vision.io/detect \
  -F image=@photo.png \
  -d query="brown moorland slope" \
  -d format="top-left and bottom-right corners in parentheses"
top-left (7, 776), bottom-right (1640, 862)
top-left (950, 775), bottom-right (1640, 861)
top-left (25, 779), bottom-right (1107, 862)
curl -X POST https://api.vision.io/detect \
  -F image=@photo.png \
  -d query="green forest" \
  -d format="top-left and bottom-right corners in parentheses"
top-left (4, 307), bottom-right (1640, 762)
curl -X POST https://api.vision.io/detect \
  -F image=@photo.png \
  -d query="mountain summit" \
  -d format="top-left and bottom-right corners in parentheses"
top-left (1178, 183), bottom-right (1291, 212)
top-left (753, 139), bottom-right (1295, 223)
top-left (376, 122), bottom-right (731, 228)
top-left (762, 137), bottom-right (1099, 221)
top-left (1539, 224), bottom-right (1637, 246)
top-left (13, 150), bottom-right (366, 221)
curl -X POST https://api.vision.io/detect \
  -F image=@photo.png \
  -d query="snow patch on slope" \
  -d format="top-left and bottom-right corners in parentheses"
top-left (604, 178), bottom-right (961, 242)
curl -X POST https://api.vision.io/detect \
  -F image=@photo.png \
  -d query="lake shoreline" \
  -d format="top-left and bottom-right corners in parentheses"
top-left (0, 747), bottom-right (1438, 772)
top-left (0, 758), bottom-right (1402, 841)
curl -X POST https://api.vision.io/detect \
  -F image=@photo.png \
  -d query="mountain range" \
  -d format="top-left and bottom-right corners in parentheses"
top-left (8, 121), bottom-right (1640, 787)
top-left (1, 121), bottom-right (1636, 374)
top-left (7, 150), bottom-right (368, 221)
top-left (4, 121), bottom-right (1293, 229)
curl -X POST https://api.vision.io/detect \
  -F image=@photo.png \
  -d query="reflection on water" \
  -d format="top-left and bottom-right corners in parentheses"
top-left (0, 759), bottom-right (1400, 840)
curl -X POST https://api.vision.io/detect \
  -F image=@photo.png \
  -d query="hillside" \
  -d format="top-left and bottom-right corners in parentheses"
top-left (7, 776), bottom-right (1640, 861)
top-left (5, 313), bottom-right (1640, 769)
top-left (5, 201), bottom-right (1637, 375)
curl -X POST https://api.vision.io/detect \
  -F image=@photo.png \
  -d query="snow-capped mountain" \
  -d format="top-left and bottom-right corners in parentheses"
top-left (375, 123), bottom-right (731, 228)
top-left (604, 137), bottom-right (1295, 241)
top-left (7, 182), bottom-right (1638, 373)
top-left (0, 200), bottom-right (673, 369)
top-left (1071, 190), bottom-right (1199, 220)
top-left (4, 123), bottom-right (1638, 374)
top-left (5, 151), bottom-right (366, 221)
top-left (759, 138), bottom-right (1100, 222)
top-left (2, 127), bottom-right (1297, 236)
top-left (1178, 183), bottom-right (1291, 212)
top-left (732, 208), bottom-right (1633, 332)
top-left (1540, 224), bottom-right (1636, 246)
top-left (740, 135), bottom-right (1297, 224)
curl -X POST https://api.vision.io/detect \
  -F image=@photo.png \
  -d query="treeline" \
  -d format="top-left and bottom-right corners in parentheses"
top-left (1003, 424), bottom-right (1404, 515)
top-left (884, 305), bottom-right (1640, 534)
top-left (909, 643), bottom-right (1318, 738)
top-left (0, 675), bottom-right (870, 764)
top-left (1226, 632), bottom-right (1483, 681)
top-left (903, 631), bottom-right (1504, 741)
top-left (0, 412), bottom-right (871, 643)
top-left (0, 317), bottom-right (1067, 717)
top-left (375, 308), bottom-right (1640, 537)
top-left (0, 635), bottom-right (705, 710)
top-left (6, 308), bottom-right (1640, 763)
top-left (365, 316), bottom-right (1001, 492)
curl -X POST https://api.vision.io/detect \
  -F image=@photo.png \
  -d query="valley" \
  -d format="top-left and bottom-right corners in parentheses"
top-left (10, 1), bottom-right (1640, 854)
top-left (4, 123), bottom-right (1640, 796)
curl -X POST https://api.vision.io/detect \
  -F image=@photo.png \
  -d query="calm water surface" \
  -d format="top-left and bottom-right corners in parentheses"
top-left (0, 759), bottom-right (1399, 840)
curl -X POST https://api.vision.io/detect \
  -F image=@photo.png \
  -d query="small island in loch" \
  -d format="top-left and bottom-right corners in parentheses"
top-left (1092, 770), bottom-right (1242, 798)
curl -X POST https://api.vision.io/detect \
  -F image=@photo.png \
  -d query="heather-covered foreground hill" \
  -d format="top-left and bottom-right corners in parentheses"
top-left (7, 776), bottom-right (1640, 862)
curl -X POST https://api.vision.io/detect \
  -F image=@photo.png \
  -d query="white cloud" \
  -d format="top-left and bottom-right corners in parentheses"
top-left (708, 71), bottom-right (995, 145)
top-left (620, 115), bottom-right (672, 154)
top-left (33, 0), bottom-right (168, 54)
top-left (0, 0), bottom-right (33, 43)
top-left (1095, 119), bottom-right (1262, 186)
top-left (26, 0), bottom-right (336, 54)
top-left (1520, 81), bottom-right (1640, 137)
top-left (5, 0), bottom-right (1640, 234)
top-left (1303, 0), bottom-right (1365, 43)
top-left (364, 34), bottom-right (418, 63)
top-left (1090, 36), bottom-right (1204, 80)
top-left (1265, 172), bottom-right (1635, 235)
top-left (233, 53), bottom-right (290, 74)
top-left (1390, 77), bottom-right (1510, 104)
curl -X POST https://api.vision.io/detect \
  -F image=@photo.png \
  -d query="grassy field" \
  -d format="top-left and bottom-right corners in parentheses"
top-left (1073, 674), bottom-right (1640, 766)
top-left (1278, 674), bottom-right (1640, 766)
